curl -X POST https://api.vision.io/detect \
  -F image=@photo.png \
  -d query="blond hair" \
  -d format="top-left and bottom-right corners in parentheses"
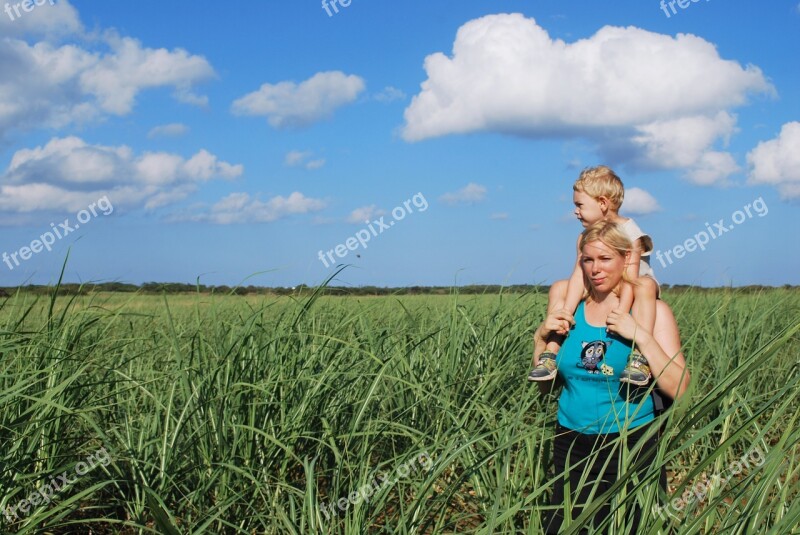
top-left (573, 165), bottom-right (624, 211)
top-left (579, 220), bottom-right (633, 301)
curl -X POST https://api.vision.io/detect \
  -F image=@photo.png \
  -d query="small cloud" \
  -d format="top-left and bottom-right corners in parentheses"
top-left (175, 191), bottom-right (326, 224)
top-left (561, 211), bottom-right (579, 224)
top-left (347, 205), bottom-right (386, 224)
top-left (374, 86), bottom-right (406, 103)
top-left (232, 71), bottom-right (365, 129)
top-left (284, 150), bottom-right (326, 170)
top-left (148, 123), bottom-right (189, 139)
top-left (622, 187), bottom-right (661, 215)
top-left (490, 212), bottom-right (509, 220)
top-left (440, 183), bottom-right (487, 205)
top-left (285, 150), bottom-right (311, 166)
top-left (747, 121), bottom-right (800, 199)
top-left (174, 87), bottom-right (209, 107)
top-left (312, 215), bottom-right (339, 225)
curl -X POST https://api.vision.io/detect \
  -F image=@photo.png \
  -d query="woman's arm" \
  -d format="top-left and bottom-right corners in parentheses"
top-left (605, 307), bottom-right (690, 400)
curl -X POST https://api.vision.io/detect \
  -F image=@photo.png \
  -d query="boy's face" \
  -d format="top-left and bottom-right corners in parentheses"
top-left (573, 191), bottom-right (605, 227)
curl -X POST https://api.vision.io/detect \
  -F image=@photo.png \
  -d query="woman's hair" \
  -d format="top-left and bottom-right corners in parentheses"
top-left (573, 166), bottom-right (625, 211)
top-left (579, 220), bottom-right (633, 301)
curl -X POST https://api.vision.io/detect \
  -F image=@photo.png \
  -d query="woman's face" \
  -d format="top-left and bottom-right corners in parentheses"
top-left (580, 239), bottom-right (627, 293)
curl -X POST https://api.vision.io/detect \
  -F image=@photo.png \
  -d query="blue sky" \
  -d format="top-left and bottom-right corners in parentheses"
top-left (0, 0), bottom-right (798, 288)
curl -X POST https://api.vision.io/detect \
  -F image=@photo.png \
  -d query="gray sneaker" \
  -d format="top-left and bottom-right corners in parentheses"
top-left (528, 351), bottom-right (558, 381)
top-left (620, 349), bottom-right (651, 386)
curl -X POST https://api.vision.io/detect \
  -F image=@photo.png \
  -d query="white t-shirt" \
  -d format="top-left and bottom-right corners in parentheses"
top-left (620, 218), bottom-right (656, 281)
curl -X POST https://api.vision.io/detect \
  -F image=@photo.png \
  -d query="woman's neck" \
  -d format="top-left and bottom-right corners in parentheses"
top-left (587, 291), bottom-right (619, 309)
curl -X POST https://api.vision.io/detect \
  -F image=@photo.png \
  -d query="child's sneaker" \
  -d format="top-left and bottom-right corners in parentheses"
top-left (620, 349), bottom-right (651, 386)
top-left (528, 351), bottom-right (558, 381)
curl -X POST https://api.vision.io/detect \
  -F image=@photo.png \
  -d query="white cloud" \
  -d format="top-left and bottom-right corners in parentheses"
top-left (0, 34), bottom-right (214, 138)
top-left (148, 123), bottom-right (189, 138)
top-left (402, 14), bottom-right (772, 182)
top-left (439, 183), bottom-right (487, 205)
top-left (285, 150), bottom-right (310, 167)
top-left (0, 136), bottom-right (242, 212)
top-left (347, 205), bottom-right (386, 224)
top-left (284, 150), bottom-right (326, 170)
top-left (622, 187), bottom-right (661, 215)
top-left (684, 151), bottom-right (740, 186)
top-left (630, 112), bottom-right (739, 183)
top-left (374, 86), bottom-right (406, 103)
top-left (490, 212), bottom-right (509, 220)
top-left (747, 122), bottom-right (800, 199)
top-left (80, 35), bottom-right (215, 115)
top-left (181, 192), bottom-right (327, 224)
top-left (231, 71), bottom-right (365, 128)
top-left (174, 87), bottom-right (209, 107)
top-left (183, 149), bottom-right (242, 180)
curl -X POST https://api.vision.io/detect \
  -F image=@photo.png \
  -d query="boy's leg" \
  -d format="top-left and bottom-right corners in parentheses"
top-left (621, 277), bottom-right (659, 386)
top-left (630, 276), bottom-right (658, 335)
top-left (529, 280), bottom-right (568, 381)
top-left (545, 280), bottom-right (569, 353)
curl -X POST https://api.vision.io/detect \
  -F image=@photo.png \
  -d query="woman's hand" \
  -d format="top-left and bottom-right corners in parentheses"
top-left (605, 309), bottom-right (642, 342)
top-left (537, 309), bottom-right (575, 341)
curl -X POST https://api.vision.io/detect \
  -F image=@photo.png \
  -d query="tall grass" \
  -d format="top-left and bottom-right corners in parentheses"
top-left (0, 286), bottom-right (798, 534)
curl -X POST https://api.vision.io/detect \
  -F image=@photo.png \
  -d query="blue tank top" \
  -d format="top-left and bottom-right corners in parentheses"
top-left (556, 302), bottom-right (655, 434)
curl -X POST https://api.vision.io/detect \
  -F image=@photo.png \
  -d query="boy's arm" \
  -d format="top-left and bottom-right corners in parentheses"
top-left (617, 243), bottom-right (642, 313)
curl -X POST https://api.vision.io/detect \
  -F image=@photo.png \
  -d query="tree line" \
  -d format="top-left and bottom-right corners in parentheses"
top-left (0, 282), bottom-right (795, 297)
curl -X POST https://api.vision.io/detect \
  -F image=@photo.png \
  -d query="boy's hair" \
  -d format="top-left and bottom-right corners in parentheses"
top-left (573, 166), bottom-right (624, 211)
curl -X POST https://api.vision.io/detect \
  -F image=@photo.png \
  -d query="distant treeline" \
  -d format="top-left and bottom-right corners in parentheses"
top-left (0, 282), bottom-right (796, 297)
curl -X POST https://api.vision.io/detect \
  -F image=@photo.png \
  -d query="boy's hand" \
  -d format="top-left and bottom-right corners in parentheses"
top-left (605, 309), bottom-right (639, 341)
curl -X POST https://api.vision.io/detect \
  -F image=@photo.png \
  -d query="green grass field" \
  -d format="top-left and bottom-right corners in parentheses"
top-left (1, 287), bottom-right (798, 534)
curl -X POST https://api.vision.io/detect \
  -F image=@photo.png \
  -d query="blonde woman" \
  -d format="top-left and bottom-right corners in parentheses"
top-left (533, 220), bottom-right (690, 533)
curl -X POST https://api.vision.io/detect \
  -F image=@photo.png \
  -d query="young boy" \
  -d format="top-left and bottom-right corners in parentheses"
top-left (528, 166), bottom-right (659, 386)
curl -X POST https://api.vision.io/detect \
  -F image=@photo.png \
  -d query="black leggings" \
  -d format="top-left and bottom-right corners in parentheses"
top-left (543, 422), bottom-right (667, 534)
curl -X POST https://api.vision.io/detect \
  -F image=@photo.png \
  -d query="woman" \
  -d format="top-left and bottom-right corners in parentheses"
top-left (533, 220), bottom-right (690, 533)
